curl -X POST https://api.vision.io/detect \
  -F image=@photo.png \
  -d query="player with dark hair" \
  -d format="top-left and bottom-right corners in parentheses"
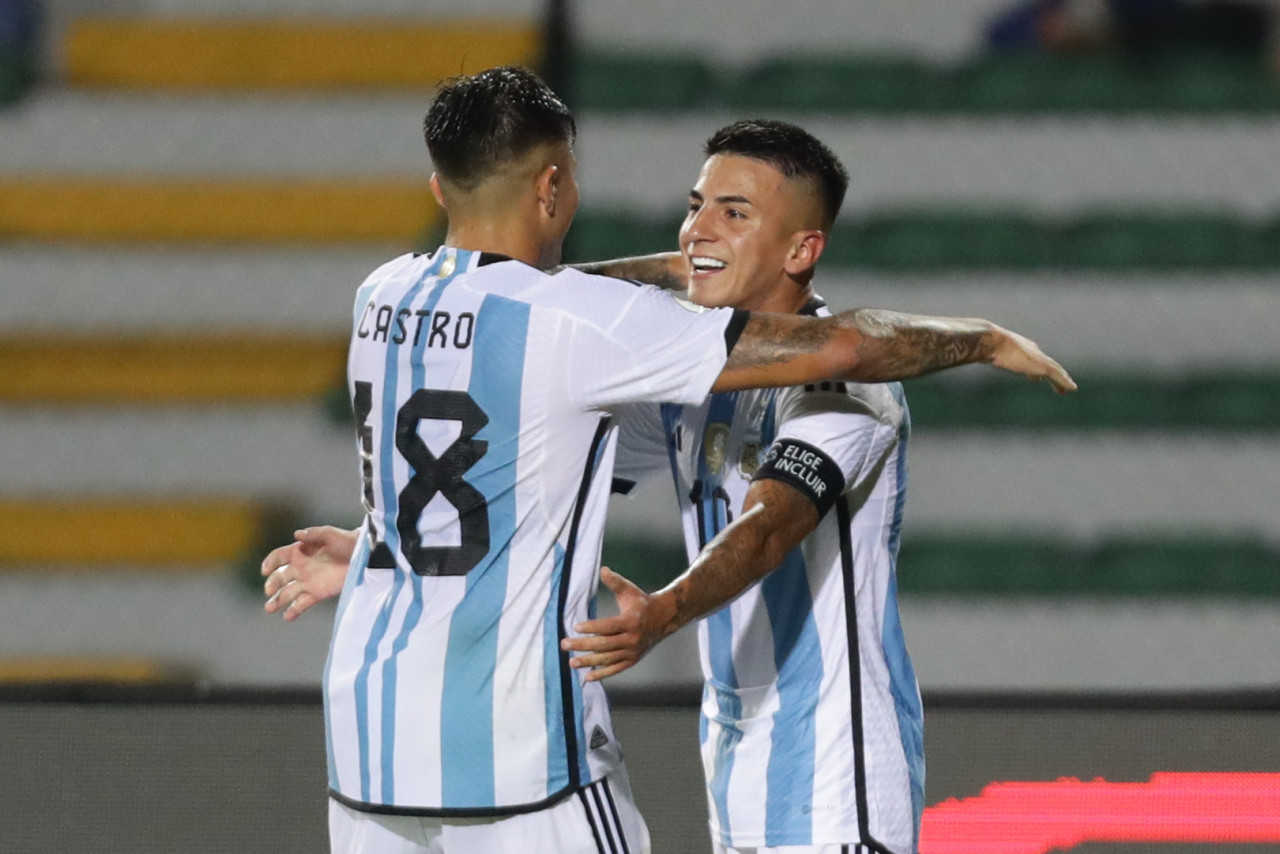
top-left (564, 119), bottom-right (933, 853)
top-left (263, 67), bottom-right (1073, 854)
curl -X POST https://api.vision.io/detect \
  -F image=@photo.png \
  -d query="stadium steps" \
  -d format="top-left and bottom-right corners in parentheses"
top-left (315, 370), bottom-right (1280, 433)
top-left (0, 656), bottom-right (191, 684)
top-left (902, 371), bottom-right (1280, 433)
top-left (63, 17), bottom-right (540, 90)
top-left (0, 333), bottom-right (346, 404)
top-left (567, 209), bottom-right (1280, 271)
top-left (574, 52), bottom-right (1280, 114)
top-left (0, 178), bottom-right (437, 243)
top-left (603, 533), bottom-right (1280, 597)
top-left (0, 498), bottom-right (283, 567)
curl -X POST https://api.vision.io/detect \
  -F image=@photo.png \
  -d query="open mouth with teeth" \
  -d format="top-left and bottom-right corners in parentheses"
top-left (689, 256), bottom-right (727, 274)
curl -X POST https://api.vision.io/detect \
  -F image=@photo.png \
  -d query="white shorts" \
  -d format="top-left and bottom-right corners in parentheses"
top-left (329, 770), bottom-right (649, 854)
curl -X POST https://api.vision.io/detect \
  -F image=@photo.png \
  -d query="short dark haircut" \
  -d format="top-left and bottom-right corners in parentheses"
top-left (704, 120), bottom-right (849, 228)
top-left (424, 66), bottom-right (576, 190)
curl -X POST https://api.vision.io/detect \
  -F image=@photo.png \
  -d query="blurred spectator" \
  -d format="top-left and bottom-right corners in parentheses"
top-left (0, 0), bottom-right (39, 103)
top-left (0, 0), bottom-right (39, 54)
top-left (986, 0), bottom-right (1276, 62)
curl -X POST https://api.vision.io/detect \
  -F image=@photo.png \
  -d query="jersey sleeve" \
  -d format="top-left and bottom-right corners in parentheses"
top-left (752, 382), bottom-right (904, 519)
top-left (611, 403), bottom-right (672, 495)
top-left (559, 272), bottom-right (748, 410)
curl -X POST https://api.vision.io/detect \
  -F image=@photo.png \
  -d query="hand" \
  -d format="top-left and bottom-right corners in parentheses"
top-left (560, 566), bottom-right (675, 682)
top-left (987, 325), bottom-right (1077, 394)
top-left (261, 526), bottom-right (357, 622)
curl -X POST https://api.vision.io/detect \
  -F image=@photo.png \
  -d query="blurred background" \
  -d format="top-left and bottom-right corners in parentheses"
top-left (2, 0), bottom-right (1279, 850)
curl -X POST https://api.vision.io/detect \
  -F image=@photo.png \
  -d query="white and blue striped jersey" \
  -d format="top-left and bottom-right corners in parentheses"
top-left (325, 246), bottom-right (745, 816)
top-left (615, 300), bottom-right (924, 854)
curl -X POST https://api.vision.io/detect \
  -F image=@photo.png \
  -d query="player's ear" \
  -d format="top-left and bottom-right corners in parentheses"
top-left (429, 173), bottom-right (447, 209)
top-left (536, 164), bottom-right (560, 218)
top-left (784, 230), bottom-right (826, 277)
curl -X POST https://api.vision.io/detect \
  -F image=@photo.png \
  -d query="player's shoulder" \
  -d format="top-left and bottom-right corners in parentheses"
top-left (538, 267), bottom-right (706, 323)
top-left (360, 251), bottom-right (430, 288)
top-left (784, 377), bottom-right (905, 423)
top-left (791, 294), bottom-right (906, 423)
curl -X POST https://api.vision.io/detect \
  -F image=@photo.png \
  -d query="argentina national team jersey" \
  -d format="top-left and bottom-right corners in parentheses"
top-left (325, 246), bottom-right (744, 816)
top-left (614, 301), bottom-right (924, 854)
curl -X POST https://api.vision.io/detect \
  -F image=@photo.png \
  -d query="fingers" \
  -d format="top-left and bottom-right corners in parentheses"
top-left (283, 590), bottom-right (315, 622)
top-left (566, 648), bottom-right (639, 681)
top-left (561, 629), bottom-right (633, 654)
top-left (570, 615), bottom-right (631, 636)
top-left (263, 563), bottom-right (292, 598)
top-left (1047, 358), bottom-right (1077, 394)
top-left (581, 660), bottom-right (637, 682)
top-left (599, 565), bottom-right (641, 596)
top-left (264, 575), bottom-right (316, 621)
top-left (260, 543), bottom-right (295, 577)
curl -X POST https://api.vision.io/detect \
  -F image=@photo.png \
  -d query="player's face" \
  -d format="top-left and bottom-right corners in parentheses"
top-left (679, 154), bottom-right (814, 313)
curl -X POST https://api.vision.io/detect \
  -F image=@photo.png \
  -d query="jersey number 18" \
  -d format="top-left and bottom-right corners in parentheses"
top-left (353, 380), bottom-right (491, 577)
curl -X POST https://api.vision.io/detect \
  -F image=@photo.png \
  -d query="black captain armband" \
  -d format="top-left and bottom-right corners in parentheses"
top-left (752, 439), bottom-right (846, 519)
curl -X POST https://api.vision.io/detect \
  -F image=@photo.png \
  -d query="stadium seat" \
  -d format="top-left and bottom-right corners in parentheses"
top-left (839, 211), bottom-right (1053, 271)
top-left (573, 53), bottom-right (718, 110)
top-left (1059, 212), bottom-right (1249, 270)
top-left (725, 55), bottom-right (941, 114)
top-left (566, 212), bottom-right (682, 262)
top-left (706, 52), bottom-right (1280, 116)
top-left (950, 56), bottom-right (1142, 114)
top-left (1088, 537), bottom-right (1280, 596)
top-left (1178, 374), bottom-right (1280, 431)
top-left (897, 535), bottom-right (1084, 595)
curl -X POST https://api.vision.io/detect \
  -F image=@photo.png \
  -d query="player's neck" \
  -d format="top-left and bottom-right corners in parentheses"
top-left (442, 217), bottom-right (552, 269)
top-left (745, 280), bottom-right (815, 315)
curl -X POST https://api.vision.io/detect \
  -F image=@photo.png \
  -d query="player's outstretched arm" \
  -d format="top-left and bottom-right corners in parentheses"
top-left (562, 478), bottom-right (818, 681)
top-left (713, 308), bottom-right (1076, 394)
top-left (261, 526), bottom-right (357, 622)
top-left (567, 252), bottom-right (686, 291)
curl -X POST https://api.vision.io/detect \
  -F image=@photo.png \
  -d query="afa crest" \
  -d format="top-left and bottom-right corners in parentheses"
top-left (704, 423), bottom-right (731, 474)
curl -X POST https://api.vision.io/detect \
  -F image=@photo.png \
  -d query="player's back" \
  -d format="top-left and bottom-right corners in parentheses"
top-left (325, 246), bottom-right (740, 817)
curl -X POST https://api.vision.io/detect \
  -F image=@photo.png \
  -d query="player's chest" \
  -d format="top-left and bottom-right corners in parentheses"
top-left (668, 390), bottom-right (776, 490)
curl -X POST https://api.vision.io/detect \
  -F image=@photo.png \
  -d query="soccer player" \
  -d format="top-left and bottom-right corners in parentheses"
top-left (265, 66), bottom-right (1074, 854)
top-left (564, 119), bottom-right (930, 854)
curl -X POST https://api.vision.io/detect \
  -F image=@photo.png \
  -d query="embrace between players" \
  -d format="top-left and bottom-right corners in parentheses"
top-left (259, 67), bottom-right (1074, 854)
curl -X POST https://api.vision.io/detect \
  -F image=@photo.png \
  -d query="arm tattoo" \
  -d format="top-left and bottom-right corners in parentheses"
top-left (668, 509), bottom-right (776, 628)
top-left (847, 309), bottom-right (994, 379)
top-left (725, 312), bottom-right (834, 371)
top-left (664, 485), bottom-right (817, 631)
top-left (726, 308), bottom-right (995, 381)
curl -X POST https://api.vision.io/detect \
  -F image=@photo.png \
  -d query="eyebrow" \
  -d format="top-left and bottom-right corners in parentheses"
top-left (689, 190), bottom-right (754, 206)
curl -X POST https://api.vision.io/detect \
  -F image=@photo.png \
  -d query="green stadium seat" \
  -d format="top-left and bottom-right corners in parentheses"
top-left (573, 53), bottom-right (718, 110)
top-left (725, 55), bottom-right (940, 113)
top-left (1178, 374), bottom-right (1280, 431)
top-left (601, 536), bottom-right (688, 591)
top-left (1063, 374), bottom-right (1176, 430)
top-left (1159, 54), bottom-right (1280, 113)
top-left (840, 211), bottom-right (1053, 271)
top-left (897, 535), bottom-right (1084, 595)
top-left (950, 56), bottom-right (1144, 114)
top-left (1088, 537), bottom-right (1280, 595)
top-left (605, 533), bottom-right (1279, 597)
top-left (565, 212), bottom-right (681, 263)
top-left (1059, 212), bottom-right (1248, 270)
